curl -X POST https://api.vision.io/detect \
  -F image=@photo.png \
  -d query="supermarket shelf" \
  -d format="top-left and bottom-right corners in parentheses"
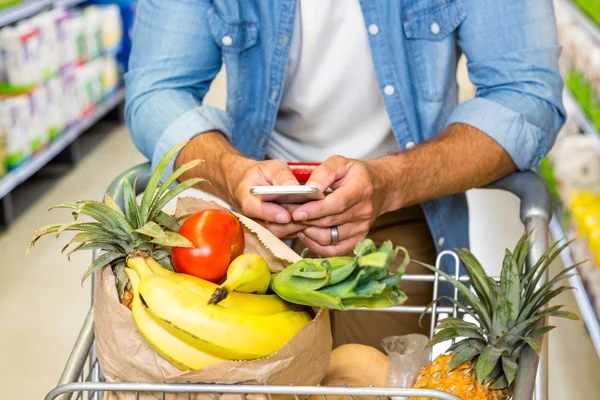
top-left (560, 0), bottom-right (600, 45)
top-left (563, 89), bottom-right (600, 152)
top-left (0, 0), bottom-right (52, 27)
top-left (53, 0), bottom-right (87, 8)
top-left (0, 88), bottom-right (124, 200)
top-left (549, 215), bottom-right (600, 358)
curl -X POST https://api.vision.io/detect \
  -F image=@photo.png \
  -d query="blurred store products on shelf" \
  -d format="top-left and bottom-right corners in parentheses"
top-left (556, 0), bottom-right (600, 132)
top-left (0, 3), bottom-right (123, 176)
top-left (572, 0), bottom-right (600, 26)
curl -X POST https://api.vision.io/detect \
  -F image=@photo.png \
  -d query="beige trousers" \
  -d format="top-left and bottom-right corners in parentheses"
top-left (292, 204), bottom-right (436, 353)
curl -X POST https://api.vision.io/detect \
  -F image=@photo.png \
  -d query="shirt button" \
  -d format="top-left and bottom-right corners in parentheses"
top-left (438, 236), bottom-right (445, 247)
top-left (271, 89), bottom-right (278, 100)
top-left (221, 35), bottom-right (233, 46)
top-left (281, 33), bottom-right (289, 47)
top-left (431, 21), bottom-right (440, 35)
top-left (405, 141), bottom-right (415, 149)
top-left (368, 24), bottom-right (379, 35)
top-left (383, 85), bottom-right (395, 96)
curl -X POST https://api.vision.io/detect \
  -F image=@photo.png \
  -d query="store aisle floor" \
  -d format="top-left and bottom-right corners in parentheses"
top-left (2, 68), bottom-right (600, 399)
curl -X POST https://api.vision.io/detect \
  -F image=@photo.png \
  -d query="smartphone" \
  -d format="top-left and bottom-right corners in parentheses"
top-left (250, 185), bottom-right (325, 204)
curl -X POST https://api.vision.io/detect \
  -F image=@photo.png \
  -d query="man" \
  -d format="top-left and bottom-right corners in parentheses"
top-left (125, 0), bottom-right (565, 349)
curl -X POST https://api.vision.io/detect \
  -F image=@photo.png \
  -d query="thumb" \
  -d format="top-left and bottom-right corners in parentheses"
top-left (306, 156), bottom-right (349, 192)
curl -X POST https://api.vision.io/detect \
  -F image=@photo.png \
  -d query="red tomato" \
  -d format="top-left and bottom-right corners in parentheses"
top-left (171, 209), bottom-right (245, 282)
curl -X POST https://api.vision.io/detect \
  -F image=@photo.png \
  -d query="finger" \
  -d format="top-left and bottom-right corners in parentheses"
top-left (238, 192), bottom-right (293, 223)
top-left (302, 203), bottom-right (373, 228)
top-left (262, 160), bottom-right (300, 186)
top-left (302, 222), bottom-right (363, 246)
top-left (297, 231), bottom-right (364, 257)
top-left (257, 220), bottom-right (308, 239)
top-left (292, 183), bottom-right (361, 221)
top-left (303, 156), bottom-right (349, 192)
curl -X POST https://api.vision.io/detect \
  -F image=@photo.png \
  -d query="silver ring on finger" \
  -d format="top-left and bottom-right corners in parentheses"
top-left (330, 226), bottom-right (339, 245)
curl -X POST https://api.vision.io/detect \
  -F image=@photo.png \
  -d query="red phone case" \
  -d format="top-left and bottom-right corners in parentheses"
top-left (287, 162), bottom-right (320, 184)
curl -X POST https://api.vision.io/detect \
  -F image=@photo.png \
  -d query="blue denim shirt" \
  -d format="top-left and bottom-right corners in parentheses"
top-left (125, 0), bottom-right (565, 259)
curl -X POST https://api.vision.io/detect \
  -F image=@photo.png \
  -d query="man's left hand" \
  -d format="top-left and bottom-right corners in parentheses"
top-left (291, 155), bottom-right (388, 256)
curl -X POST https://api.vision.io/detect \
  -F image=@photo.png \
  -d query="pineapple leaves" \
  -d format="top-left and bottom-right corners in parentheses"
top-left (155, 211), bottom-right (181, 232)
top-left (428, 327), bottom-right (485, 348)
top-left (416, 260), bottom-right (492, 331)
top-left (135, 221), bottom-right (192, 248)
top-left (135, 221), bottom-right (166, 238)
top-left (123, 177), bottom-right (142, 229)
top-left (151, 231), bottom-right (193, 248)
top-left (448, 342), bottom-right (482, 370)
top-left (81, 251), bottom-right (123, 285)
top-left (28, 224), bottom-right (63, 250)
top-left (502, 354), bottom-right (518, 385)
top-left (475, 346), bottom-right (504, 385)
top-left (456, 248), bottom-right (495, 315)
top-left (435, 317), bottom-right (482, 331)
top-left (150, 178), bottom-right (206, 219)
top-left (522, 337), bottom-right (542, 355)
top-left (114, 261), bottom-right (129, 298)
top-left (152, 159), bottom-right (203, 210)
top-left (139, 140), bottom-right (189, 221)
top-left (497, 250), bottom-right (520, 330)
top-left (103, 193), bottom-right (124, 215)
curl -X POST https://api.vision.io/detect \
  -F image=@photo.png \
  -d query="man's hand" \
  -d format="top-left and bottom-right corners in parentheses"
top-left (229, 159), bottom-right (310, 238)
top-left (291, 156), bottom-right (388, 257)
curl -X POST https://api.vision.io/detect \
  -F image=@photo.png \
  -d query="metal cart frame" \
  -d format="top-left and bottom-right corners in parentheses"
top-left (45, 165), bottom-right (552, 400)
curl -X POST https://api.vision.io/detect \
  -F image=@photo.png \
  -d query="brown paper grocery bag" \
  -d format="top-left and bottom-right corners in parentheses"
top-left (95, 197), bottom-right (332, 400)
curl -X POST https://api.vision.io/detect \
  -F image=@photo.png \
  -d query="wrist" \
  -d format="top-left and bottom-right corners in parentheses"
top-left (223, 153), bottom-right (257, 207)
top-left (366, 155), bottom-right (410, 214)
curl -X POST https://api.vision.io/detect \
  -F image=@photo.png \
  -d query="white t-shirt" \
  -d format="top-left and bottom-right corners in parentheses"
top-left (266, 0), bottom-right (400, 162)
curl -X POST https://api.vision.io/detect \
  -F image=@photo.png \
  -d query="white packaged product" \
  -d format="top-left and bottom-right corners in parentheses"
top-left (101, 55), bottom-right (119, 95)
top-left (100, 5), bottom-right (123, 53)
top-left (61, 65), bottom-right (80, 126)
top-left (0, 95), bottom-right (31, 169)
top-left (562, 24), bottom-right (588, 73)
top-left (35, 11), bottom-right (60, 80)
top-left (28, 85), bottom-right (49, 153)
top-left (89, 58), bottom-right (104, 104)
top-left (587, 46), bottom-right (600, 102)
top-left (83, 7), bottom-right (103, 61)
top-left (45, 77), bottom-right (64, 140)
top-left (55, 9), bottom-right (77, 68)
top-left (0, 23), bottom-right (41, 87)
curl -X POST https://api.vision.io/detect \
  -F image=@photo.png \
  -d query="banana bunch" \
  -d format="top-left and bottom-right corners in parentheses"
top-left (271, 239), bottom-right (408, 310)
top-left (125, 254), bottom-right (311, 370)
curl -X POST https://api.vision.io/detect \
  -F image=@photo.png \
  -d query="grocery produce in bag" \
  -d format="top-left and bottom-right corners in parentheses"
top-left (271, 239), bottom-right (408, 310)
top-left (29, 141), bottom-right (332, 395)
top-left (409, 234), bottom-right (580, 400)
top-left (308, 344), bottom-right (390, 400)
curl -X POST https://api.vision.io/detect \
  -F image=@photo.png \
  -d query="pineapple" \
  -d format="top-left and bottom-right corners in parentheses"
top-left (411, 234), bottom-right (581, 400)
top-left (28, 141), bottom-right (203, 304)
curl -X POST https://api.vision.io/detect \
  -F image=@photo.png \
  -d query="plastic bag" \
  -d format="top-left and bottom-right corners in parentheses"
top-left (381, 334), bottom-right (431, 400)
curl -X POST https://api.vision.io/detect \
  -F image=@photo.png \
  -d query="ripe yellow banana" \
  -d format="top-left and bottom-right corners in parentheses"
top-left (139, 275), bottom-right (312, 360)
top-left (209, 253), bottom-right (271, 305)
top-left (124, 268), bottom-right (225, 370)
top-left (131, 256), bottom-right (298, 315)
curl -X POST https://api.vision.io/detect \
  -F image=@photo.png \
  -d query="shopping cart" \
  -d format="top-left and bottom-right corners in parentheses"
top-left (45, 164), bottom-right (552, 400)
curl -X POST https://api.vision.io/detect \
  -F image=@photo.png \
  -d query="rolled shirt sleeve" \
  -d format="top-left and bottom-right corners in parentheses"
top-left (448, 0), bottom-right (566, 170)
top-left (124, 0), bottom-right (233, 177)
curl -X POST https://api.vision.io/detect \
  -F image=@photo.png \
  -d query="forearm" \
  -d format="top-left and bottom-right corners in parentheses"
top-left (370, 123), bottom-right (516, 213)
top-left (175, 132), bottom-right (256, 207)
